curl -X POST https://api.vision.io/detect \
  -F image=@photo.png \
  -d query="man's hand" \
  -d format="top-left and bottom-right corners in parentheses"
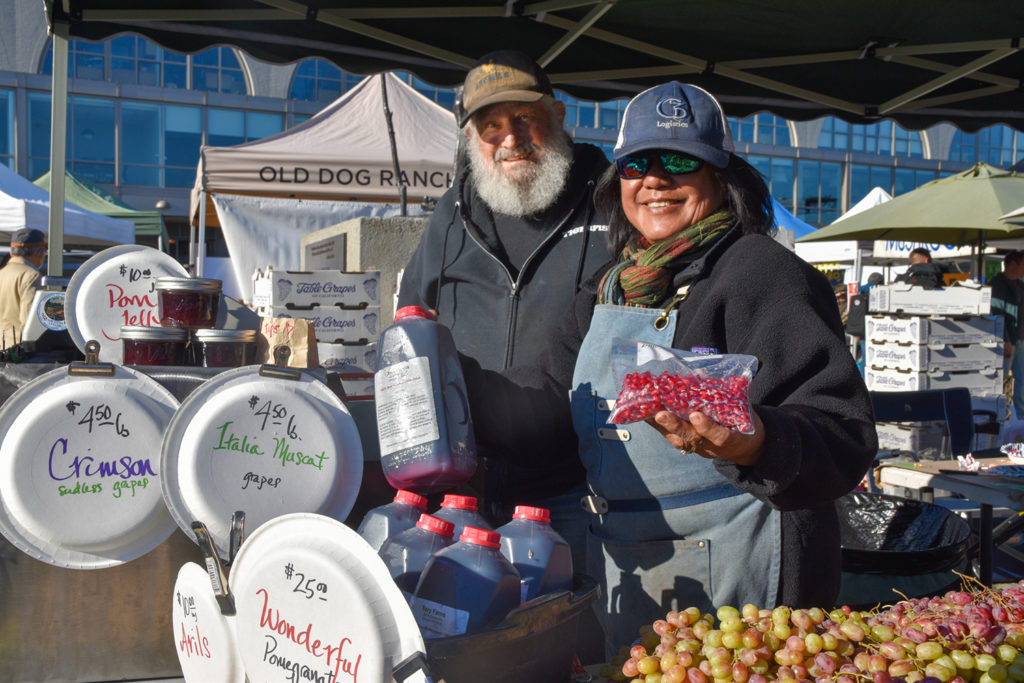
top-left (646, 409), bottom-right (766, 467)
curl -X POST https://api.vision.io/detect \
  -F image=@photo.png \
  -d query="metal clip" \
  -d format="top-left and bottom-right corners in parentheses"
top-left (191, 521), bottom-right (235, 616)
top-left (259, 345), bottom-right (302, 380)
top-left (653, 285), bottom-right (690, 332)
top-left (67, 340), bottom-right (115, 377)
top-left (229, 510), bottom-right (245, 565)
top-left (581, 494), bottom-right (609, 515)
top-left (392, 651), bottom-right (433, 682)
top-left (598, 427), bottom-right (631, 442)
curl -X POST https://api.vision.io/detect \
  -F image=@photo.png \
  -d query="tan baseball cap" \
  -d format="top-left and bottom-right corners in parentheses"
top-left (460, 50), bottom-right (553, 126)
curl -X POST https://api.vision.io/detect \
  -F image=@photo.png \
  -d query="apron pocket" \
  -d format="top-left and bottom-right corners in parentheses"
top-left (588, 527), bottom-right (714, 651)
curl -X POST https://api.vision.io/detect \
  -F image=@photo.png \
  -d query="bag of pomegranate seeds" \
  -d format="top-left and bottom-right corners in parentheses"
top-left (607, 338), bottom-right (759, 434)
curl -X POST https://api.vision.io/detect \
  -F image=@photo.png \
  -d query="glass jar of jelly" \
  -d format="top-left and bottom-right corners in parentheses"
top-left (155, 277), bottom-right (222, 329)
top-left (121, 325), bottom-right (189, 366)
top-left (193, 329), bottom-right (258, 367)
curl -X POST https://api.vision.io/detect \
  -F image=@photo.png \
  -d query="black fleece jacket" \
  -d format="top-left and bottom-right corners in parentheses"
top-left (398, 141), bottom-right (611, 502)
top-left (462, 229), bottom-right (878, 607)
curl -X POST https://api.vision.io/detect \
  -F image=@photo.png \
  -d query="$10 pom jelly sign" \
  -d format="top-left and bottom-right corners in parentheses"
top-left (172, 563), bottom-right (245, 682)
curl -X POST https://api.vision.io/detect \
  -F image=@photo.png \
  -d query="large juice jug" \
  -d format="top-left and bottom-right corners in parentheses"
top-left (432, 494), bottom-right (492, 541)
top-left (378, 513), bottom-right (455, 596)
top-left (356, 489), bottom-right (428, 551)
top-left (496, 505), bottom-right (573, 602)
top-left (374, 306), bottom-right (477, 493)
top-left (411, 526), bottom-right (521, 638)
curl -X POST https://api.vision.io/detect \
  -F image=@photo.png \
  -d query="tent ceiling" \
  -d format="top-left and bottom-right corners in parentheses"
top-left (45, 1), bottom-right (1024, 133)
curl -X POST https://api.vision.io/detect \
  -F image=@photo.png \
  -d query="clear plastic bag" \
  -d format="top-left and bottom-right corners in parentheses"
top-left (607, 338), bottom-right (758, 434)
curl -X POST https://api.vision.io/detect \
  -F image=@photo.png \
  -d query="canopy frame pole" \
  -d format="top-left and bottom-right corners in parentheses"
top-left (47, 26), bottom-right (70, 279)
top-left (380, 74), bottom-right (407, 216)
top-left (196, 190), bottom-right (207, 277)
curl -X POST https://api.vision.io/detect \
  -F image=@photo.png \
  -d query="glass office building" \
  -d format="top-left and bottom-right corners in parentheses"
top-left (1, 8), bottom-right (1021, 258)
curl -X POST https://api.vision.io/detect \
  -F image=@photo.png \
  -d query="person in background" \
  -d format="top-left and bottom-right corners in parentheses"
top-left (895, 247), bottom-right (944, 289)
top-left (397, 50), bottom-right (611, 571)
top-left (461, 81), bottom-right (876, 653)
top-left (0, 228), bottom-right (47, 349)
top-left (990, 250), bottom-right (1024, 418)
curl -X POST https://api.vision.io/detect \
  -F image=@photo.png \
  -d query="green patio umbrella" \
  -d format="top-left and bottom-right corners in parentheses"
top-left (797, 163), bottom-right (1024, 246)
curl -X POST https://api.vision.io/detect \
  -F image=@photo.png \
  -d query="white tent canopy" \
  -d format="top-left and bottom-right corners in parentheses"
top-left (795, 187), bottom-right (893, 268)
top-left (0, 163), bottom-right (134, 248)
top-left (190, 71), bottom-right (457, 226)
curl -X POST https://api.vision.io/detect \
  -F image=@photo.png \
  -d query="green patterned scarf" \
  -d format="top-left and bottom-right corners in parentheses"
top-left (599, 210), bottom-right (734, 306)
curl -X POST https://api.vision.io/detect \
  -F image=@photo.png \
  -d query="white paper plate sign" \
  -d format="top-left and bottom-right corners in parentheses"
top-left (230, 514), bottom-right (427, 683)
top-left (172, 562), bottom-right (246, 683)
top-left (0, 366), bottom-right (180, 568)
top-left (162, 368), bottom-right (363, 560)
top-left (65, 245), bottom-right (188, 362)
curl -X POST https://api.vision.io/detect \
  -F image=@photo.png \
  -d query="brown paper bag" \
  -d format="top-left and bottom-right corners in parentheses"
top-left (257, 317), bottom-right (319, 368)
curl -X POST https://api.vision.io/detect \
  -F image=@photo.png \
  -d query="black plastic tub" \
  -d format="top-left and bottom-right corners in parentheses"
top-left (423, 573), bottom-right (599, 683)
top-left (836, 492), bottom-right (972, 608)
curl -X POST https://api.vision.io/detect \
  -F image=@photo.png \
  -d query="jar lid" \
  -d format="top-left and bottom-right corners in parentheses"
top-left (155, 277), bottom-right (223, 293)
top-left (417, 513), bottom-right (454, 538)
top-left (513, 505), bottom-right (551, 523)
top-left (120, 325), bottom-right (189, 341)
top-left (460, 526), bottom-right (500, 548)
top-left (440, 494), bottom-right (477, 511)
top-left (394, 305), bottom-right (429, 322)
top-left (394, 489), bottom-right (428, 510)
top-left (193, 328), bottom-right (258, 342)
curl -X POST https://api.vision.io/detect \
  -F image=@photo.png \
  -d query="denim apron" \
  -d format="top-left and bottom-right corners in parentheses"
top-left (571, 302), bottom-right (781, 652)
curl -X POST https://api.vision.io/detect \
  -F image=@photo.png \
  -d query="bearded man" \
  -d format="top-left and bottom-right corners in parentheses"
top-left (397, 50), bottom-right (610, 568)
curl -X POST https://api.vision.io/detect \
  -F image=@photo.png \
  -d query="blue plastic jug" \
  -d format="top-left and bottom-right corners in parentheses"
top-left (356, 489), bottom-right (428, 551)
top-left (379, 513), bottom-right (456, 597)
top-left (496, 505), bottom-right (573, 602)
top-left (432, 494), bottom-right (492, 541)
top-left (411, 526), bottom-right (521, 638)
top-left (374, 306), bottom-right (478, 493)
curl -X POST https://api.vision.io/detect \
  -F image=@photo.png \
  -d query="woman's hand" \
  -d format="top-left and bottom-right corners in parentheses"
top-left (646, 409), bottom-right (766, 467)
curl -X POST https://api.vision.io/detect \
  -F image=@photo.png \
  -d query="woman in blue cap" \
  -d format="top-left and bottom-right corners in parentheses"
top-left (461, 82), bottom-right (876, 652)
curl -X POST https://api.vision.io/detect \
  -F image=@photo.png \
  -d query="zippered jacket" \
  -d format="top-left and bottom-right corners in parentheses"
top-left (397, 141), bottom-right (611, 502)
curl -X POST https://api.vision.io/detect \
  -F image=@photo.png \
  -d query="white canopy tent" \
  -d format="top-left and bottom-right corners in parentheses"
top-left (189, 72), bottom-right (457, 281)
top-left (0, 163), bottom-right (134, 248)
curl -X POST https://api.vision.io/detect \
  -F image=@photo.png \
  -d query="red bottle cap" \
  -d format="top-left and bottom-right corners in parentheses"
top-left (460, 526), bottom-right (501, 549)
top-left (395, 305), bottom-right (430, 322)
top-left (394, 490), bottom-right (428, 510)
top-left (440, 494), bottom-right (478, 511)
top-left (417, 513), bottom-right (455, 538)
top-left (512, 505), bottom-right (551, 523)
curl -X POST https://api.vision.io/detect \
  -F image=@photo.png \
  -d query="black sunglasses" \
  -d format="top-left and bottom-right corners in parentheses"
top-left (616, 151), bottom-right (704, 179)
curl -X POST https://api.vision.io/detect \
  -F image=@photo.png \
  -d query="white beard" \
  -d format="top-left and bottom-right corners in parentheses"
top-left (467, 129), bottom-right (574, 217)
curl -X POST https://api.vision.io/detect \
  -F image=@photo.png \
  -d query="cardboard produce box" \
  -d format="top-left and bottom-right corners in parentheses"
top-left (875, 421), bottom-right (947, 459)
top-left (865, 340), bottom-right (1000, 373)
top-left (869, 282), bottom-right (991, 316)
top-left (262, 304), bottom-right (381, 343)
top-left (252, 267), bottom-right (380, 312)
top-left (318, 341), bottom-right (377, 374)
top-left (865, 314), bottom-right (1003, 346)
top-left (337, 372), bottom-right (375, 398)
top-left (865, 365), bottom-right (1003, 396)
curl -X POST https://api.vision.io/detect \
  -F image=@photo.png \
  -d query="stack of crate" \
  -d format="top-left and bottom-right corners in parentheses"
top-left (864, 281), bottom-right (1006, 456)
top-left (252, 266), bottom-right (381, 397)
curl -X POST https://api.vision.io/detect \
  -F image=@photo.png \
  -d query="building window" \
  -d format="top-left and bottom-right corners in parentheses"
top-left (70, 97), bottom-right (116, 184)
top-left (950, 125), bottom-right (1021, 166)
top-left (289, 59), bottom-right (360, 103)
top-left (797, 160), bottom-right (842, 225)
top-left (404, 74), bottom-right (456, 113)
top-left (818, 117), bottom-right (922, 157)
top-left (42, 38), bottom-right (247, 94)
top-left (729, 114), bottom-right (791, 146)
top-left (121, 101), bottom-right (201, 188)
top-left (0, 89), bottom-right (12, 170)
top-left (748, 155), bottom-right (795, 211)
top-left (208, 108), bottom-right (284, 147)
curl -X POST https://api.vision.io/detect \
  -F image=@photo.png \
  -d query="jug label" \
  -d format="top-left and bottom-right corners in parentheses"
top-left (409, 595), bottom-right (469, 638)
top-left (375, 356), bottom-right (440, 456)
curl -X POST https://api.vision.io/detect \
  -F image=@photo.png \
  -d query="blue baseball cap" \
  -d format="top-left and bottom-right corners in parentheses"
top-left (614, 82), bottom-right (733, 169)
